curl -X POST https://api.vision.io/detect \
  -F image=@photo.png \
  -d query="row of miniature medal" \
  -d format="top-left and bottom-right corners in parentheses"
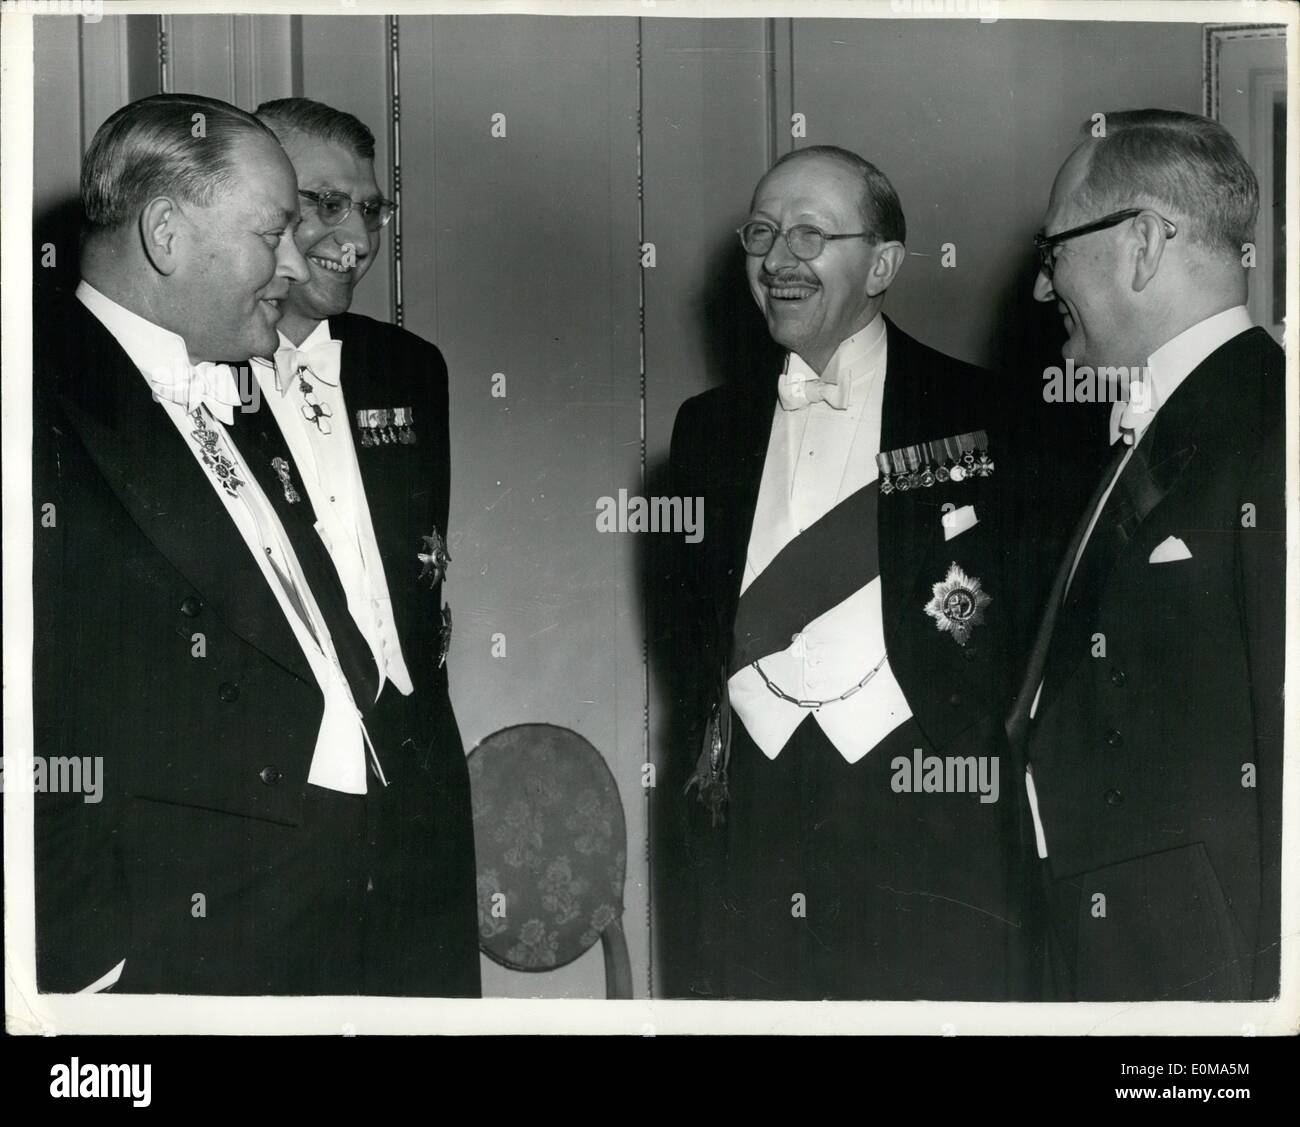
top-left (189, 407), bottom-right (451, 666)
top-left (876, 429), bottom-right (994, 494)
top-left (356, 407), bottom-right (417, 446)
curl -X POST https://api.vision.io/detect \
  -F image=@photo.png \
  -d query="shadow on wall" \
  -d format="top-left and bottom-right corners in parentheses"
top-left (640, 227), bottom-right (780, 778)
top-left (640, 231), bottom-right (781, 994)
top-left (986, 255), bottom-right (1115, 570)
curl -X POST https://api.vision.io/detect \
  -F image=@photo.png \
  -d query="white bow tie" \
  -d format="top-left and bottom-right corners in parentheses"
top-left (272, 338), bottom-right (342, 394)
top-left (1109, 381), bottom-right (1156, 446)
top-left (777, 361), bottom-right (850, 411)
top-left (151, 361), bottom-right (243, 424)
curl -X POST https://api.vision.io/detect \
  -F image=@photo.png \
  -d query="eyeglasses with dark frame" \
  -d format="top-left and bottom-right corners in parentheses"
top-left (1033, 207), bottom-right (1178, 278)
top-left (298, 188), bottom-right (397, 232)
top-left (737, 219), bottom-right (874, 262)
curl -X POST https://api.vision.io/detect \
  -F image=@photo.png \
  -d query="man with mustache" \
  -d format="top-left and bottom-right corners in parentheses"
top-left (32, 92), bottom-right (476, 996)
top-left (659, 146), bottom-right (1035, 999)
top-left (1008, 109), bottom-right (1284, 1000)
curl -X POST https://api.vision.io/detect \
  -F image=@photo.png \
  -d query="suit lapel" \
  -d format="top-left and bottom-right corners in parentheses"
top-left (719, 381), bottom-right (778, 642)
top-left (56, 307), bottom-right (314, 686)
top-left (334, 317), bottom-right (425, 660)
top-left (1062, 426), bottom-right (1197, 623)
top-left (1040, 332), bottom-right (1257, 691)
top-left (878, 319), bottom-right (945, 651)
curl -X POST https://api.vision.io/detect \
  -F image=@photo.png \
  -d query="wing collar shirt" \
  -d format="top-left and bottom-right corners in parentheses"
top-left (728, 312), bottom-right (914, 763)
top-left (1024, 304), bottom-right (1255, 858)
top-left (251, 321), bottom-right (414, 698)
top-left (76, 281), bottom-right (376, 797)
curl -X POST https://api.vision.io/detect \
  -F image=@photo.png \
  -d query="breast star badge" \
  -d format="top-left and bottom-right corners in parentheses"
top-left (417, 528), bottom-right (451, 588)
top-left (924, 562), bottom-right (991, 646)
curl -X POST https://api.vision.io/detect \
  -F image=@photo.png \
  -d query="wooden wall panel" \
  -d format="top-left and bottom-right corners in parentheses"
top-left (417, 14), bottom-right (645, 998)
top-left (788, 18), bottom-right (1205, 370)
top-left (638, 17), bottom-right (775, 992)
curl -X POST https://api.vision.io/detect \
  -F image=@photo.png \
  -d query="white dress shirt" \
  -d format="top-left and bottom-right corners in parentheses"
top-left (251, 322), bottom-right (413, 698)
top-left (76, 282), bottom-right (378, 797)
top-left (1025, 305), bottom-right (1255, 858)
top-left (728, 313), bottom-right (914, 763)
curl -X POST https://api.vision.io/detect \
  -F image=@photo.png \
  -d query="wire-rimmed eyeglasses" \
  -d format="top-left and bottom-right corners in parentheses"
top-left (737, 219), bottom-right (873, 262)
top-left (298, 188), bottom-right (397, 232)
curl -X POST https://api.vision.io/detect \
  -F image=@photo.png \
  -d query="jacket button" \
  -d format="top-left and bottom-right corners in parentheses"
top-left (1104, 728), bottom-right (1123, 748)
top-left (258, 765), bottom-right (283, 785)
top-left (1110, 668), bottom-right (1126, 687)
top-left (948, 693), bottom-right (962, 708)
top-left (1104, 788), bottom-right (1124, 807)
top-left (181, 596), bottom-right (203, 617)
top-left (217, 681), bottom-right (240, 703)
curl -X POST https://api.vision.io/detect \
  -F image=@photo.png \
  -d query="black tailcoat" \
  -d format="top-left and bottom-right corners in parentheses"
top-left (1022, 327), bottom-right (1285, 1001)
top-left (32, 294), bottom-right (479, 996)
top-left (657, 317), bottom-right (1041, 999)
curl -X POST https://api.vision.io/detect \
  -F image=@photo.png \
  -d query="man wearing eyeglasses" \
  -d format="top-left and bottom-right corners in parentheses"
top-left (240, 97), bottom-right (479, 997)
top-left (33, 92), bottom-right (473, 997)
top-left (659, 145), bottom-right (1035, 1000)
top-left (1007, 109), bottom-right (1284, 1000)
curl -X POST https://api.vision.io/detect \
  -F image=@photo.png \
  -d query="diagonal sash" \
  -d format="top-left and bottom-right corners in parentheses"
top-left (225, 405), bottom-right (382, 712)
top-left (730, 479), bottom-right (879, 675)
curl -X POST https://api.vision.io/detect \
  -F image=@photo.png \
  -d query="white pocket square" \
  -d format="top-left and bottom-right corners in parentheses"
top-left (1149, 535), bottom-right (1192, 564)
top-left (941, 504), bottom-right (978, 541)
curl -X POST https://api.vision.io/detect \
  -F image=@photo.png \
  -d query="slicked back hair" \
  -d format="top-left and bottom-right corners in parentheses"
top-left (1073, 109), bottom-right (1258, 256)
top-left (762, 144), bottom-right (907, 245)
top-left (81, 93), bottom-right (276, 234)
top-left (254, 97), bottom-right (377, 162)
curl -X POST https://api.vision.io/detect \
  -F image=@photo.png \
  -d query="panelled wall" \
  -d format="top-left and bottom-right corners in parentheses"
top-left (32, 13), bottom-right (1219, 998)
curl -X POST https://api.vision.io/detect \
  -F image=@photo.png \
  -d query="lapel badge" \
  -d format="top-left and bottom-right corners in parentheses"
top-left (356, 406), bottom-right (417, 447)
top-left (438, 603), bottom-right (453, 668)
top-left (924, 561), bottom-right (991, 647)
top-left (270, 456), bottom-right (301, 503)
top-left (418, 527), bottom-right (451, 587)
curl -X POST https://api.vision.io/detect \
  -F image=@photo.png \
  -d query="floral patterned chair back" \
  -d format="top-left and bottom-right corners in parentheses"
top-left (468, 723), bottom-right (631, 997)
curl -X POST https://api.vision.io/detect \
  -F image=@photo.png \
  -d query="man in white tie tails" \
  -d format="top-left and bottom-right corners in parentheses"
top-left (33, 93), bottom-right (478, 996)
top-left (659, 146), bottom-right (1036, 1000)
top-left (1007, 109), bottom-right (1285, 1000)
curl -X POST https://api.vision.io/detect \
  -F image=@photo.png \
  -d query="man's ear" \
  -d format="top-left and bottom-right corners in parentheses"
top-left (139, 196), bottom-right (182, 276)
top-left (1131, 211), bottom-right (1171, 293)
top-left (866, 241), bottom-right (906, 297)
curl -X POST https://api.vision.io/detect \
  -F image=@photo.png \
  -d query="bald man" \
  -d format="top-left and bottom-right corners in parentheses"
top-left (1009, 109), bottom-right (1284, 1001)
top-left (659, 146), bottom-right (1036, 1000)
